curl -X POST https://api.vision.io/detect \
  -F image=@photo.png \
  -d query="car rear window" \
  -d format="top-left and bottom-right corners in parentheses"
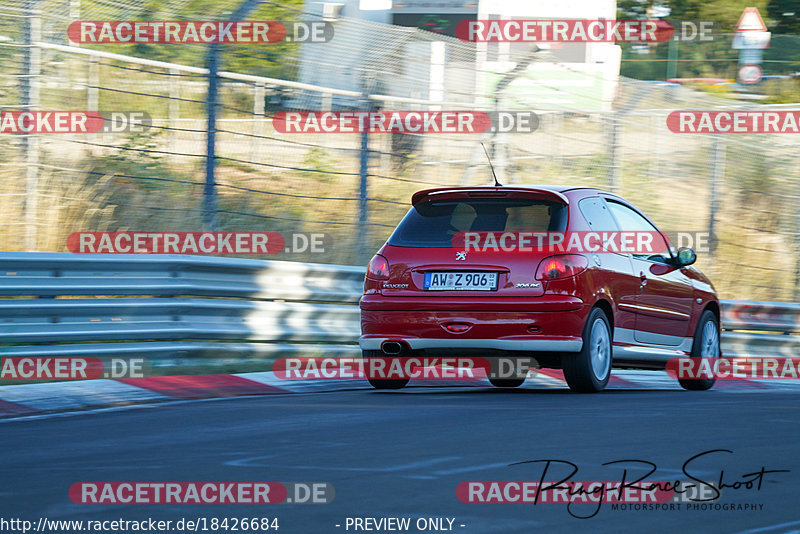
top-left (387, 198), bottom-right (568, 247)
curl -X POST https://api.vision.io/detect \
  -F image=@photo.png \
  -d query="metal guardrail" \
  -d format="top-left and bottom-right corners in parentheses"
top-left (0, 253), bottom-right (797, 372)
top-left (0, 252), bottom-right (364, 302)
top-left (720, 300), bottom-right (800, 333)
top-left (0, 253), bottom-right (364, 370)
top-left (719, 299), bottom-right (800, 357)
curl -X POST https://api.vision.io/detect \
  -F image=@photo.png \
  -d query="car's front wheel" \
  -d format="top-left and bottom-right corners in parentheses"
top-left (562, 307), bottom-right (612, 393)
top-left (678, 310), bottom-right (719, 391)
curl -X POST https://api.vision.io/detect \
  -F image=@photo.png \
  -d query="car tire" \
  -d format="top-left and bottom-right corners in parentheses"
top-left (487, 357), bottom-right (527, 388)
top-left (362, 350), bottom-right (410, 390)
top-left (489, 377), bottom-right (526, 388)
top-left (678, 310), bottom-right (719, 391)
top-left (562, 307), bottom-right (612, 393)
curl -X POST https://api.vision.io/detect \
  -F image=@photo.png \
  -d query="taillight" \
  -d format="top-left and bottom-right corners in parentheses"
top-left (366, 254), bottom-right (390, 280)
top-left (535, 254), bottom-right (588, 280)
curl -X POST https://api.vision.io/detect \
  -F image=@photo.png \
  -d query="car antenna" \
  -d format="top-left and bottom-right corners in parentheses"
top-left (480, 141), bottom-right (502, 187)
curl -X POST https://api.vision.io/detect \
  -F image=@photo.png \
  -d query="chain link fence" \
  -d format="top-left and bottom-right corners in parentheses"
top-left (1, 0), bottom-right (799, 301)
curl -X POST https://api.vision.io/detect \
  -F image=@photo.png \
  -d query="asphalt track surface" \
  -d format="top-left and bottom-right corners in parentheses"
top-left (2, 386), bottom-right (800, 534)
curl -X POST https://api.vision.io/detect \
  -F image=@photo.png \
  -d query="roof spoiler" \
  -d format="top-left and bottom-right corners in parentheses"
top-left (411, 187), bottom-right (569, 206)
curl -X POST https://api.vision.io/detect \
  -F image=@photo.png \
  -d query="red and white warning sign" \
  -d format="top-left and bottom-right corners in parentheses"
top-left (732, 7), bottom-right (770, 49)
top-left (735, 7), bottom-right (767, 31)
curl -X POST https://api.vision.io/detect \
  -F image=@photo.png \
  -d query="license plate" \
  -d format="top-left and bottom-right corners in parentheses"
top-left (424, 272), bottom-right (498, 291)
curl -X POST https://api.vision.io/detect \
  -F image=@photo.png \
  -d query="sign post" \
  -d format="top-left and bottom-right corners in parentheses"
top-left (733, 7), bottom-right (770, 85)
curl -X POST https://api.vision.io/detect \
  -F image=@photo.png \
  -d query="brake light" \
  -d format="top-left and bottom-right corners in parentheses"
top-left (367, 254), bottom-right (390, 280)
top-left (535, 254), bottom-right (588, 280)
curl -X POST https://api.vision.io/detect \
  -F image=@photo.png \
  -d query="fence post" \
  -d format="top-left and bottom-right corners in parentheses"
top-left (87, 56), bottom-right (99, 110)
top-left (169, 68), bottom-right (180, 151)
top-left (606, 112), bottom-right (621, 193)
top-left (22, 0), bottom-right (41, 251)
top-left (708, 135), bottom-right (725, 257)
top-left (205, 42), bottom-right (219, 231)
top-left (666, 38), bottom-right (678, 80)
top-left (204, 0), bottom-right (261, 231)
top-left (794, 162), bottom-right (800, 301)
top-left (251, 82), bottom-right (265, 162)
top-left (358, 96), bottom-right (372, 263)
top-left (492, 96), bottom-right (508, 184)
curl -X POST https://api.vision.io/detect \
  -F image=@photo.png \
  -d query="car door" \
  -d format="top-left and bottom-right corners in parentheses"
top-left (605, 199), bottom-right (694, 346)
top-left (576, 196), bottom-right (639, 339)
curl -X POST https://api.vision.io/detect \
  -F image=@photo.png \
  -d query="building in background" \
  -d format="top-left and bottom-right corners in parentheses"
top-left (299, 0), bottom-right (620, 111)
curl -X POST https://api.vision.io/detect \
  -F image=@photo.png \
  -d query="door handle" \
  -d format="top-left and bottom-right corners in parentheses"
top-left (639, 271), bottom-right (647, 285)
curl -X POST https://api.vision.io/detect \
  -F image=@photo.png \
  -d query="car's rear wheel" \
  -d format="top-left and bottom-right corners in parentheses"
top-left (362, 350), bottom-right (410, 390)
top-left (562, 307), bottom-right (612, 393)
top-left (678, 310), bottom-right (719, 391)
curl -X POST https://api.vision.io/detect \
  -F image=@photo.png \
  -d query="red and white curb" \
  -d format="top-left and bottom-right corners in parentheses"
top-left (0, 370), bottom-right (796, 418)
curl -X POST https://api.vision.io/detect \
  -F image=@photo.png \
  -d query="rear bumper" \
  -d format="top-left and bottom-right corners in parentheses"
top-left (359, 294), bottom-right (584, 312)
top-left (359, 336), bottom-right (582, 352)
top-left (360, 297), bottom-right (589, 354)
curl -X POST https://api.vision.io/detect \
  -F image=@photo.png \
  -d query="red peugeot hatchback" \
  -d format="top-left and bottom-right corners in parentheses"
top-left (360, 186), bottom-right (721, 392)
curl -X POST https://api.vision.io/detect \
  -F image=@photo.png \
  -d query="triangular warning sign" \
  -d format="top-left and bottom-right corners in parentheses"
top-left (736, 7), bottom-right (767, 31)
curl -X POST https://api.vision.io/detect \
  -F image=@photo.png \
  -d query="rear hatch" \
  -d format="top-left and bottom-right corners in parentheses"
top-left (379, 188), bottom-right (569, 298)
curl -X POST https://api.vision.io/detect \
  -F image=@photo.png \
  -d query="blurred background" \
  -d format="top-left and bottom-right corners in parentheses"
top-left (1, 0), bottom-right (799, 301)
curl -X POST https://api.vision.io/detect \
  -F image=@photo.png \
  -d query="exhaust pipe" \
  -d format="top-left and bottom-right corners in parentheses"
top-left (381, 341), bottom-right (403, 355)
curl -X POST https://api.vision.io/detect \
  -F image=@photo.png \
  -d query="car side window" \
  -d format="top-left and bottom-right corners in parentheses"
top-left (605, 200), bottom-right (671, 263)
top-left (578, 197), bottom-right (619, 231)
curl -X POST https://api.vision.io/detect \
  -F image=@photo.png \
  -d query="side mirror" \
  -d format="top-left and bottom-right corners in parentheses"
top-left (674, 247), bottom-right (697, 267)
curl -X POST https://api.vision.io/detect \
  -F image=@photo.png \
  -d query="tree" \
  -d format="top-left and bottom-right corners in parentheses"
top-left (767, 0), bottom-right (800, 33)
top-left (619, 0), bottom-right (771, 30)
